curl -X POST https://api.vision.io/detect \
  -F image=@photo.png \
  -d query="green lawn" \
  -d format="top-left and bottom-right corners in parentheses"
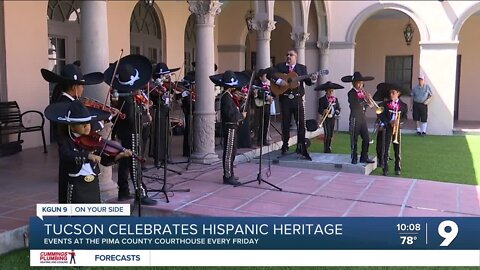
top-left (307, 132), bottom-right (480, 185)
top-left (2, 248), bottom-right (479, 269)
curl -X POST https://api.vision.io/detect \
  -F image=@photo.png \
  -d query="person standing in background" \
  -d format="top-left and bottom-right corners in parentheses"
top-left (412, 75), bottom-right (433, 136)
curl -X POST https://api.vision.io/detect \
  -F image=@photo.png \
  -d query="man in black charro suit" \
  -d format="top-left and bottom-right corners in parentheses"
top-left (268, 49), bottom-right (317, 160)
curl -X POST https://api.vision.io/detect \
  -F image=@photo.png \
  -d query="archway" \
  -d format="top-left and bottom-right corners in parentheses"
top-left (354, 9), bottom-right (421, 122)
top-left (184, 14), bottom-right (196, 74)
top-left (456, 11), bottom-right (480, 123)
top-left (130, 1), bottom-right (164, 64)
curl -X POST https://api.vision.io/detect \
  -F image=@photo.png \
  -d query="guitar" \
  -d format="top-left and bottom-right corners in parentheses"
top-left (270, 69), bottom-right (329, 96)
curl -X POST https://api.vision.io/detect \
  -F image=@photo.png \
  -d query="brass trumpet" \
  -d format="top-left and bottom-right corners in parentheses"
top-left (361, 89), bottom-right (384, 114)
top-left (319, 102), bottom-right (334, 128)
top-left (392, 111), bottom-right (401, 144)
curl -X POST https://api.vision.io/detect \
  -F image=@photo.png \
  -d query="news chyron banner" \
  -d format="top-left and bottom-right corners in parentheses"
top-left (30, 204), bottom-right (480, 267)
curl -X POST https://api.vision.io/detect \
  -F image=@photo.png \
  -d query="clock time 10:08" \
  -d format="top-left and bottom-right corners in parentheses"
top-left (397, 223), bottom-right (421, 231)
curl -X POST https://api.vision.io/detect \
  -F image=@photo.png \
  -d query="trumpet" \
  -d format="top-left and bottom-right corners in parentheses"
top-left (319, 102), bottom-right (334, 128)
top-left (361, 89), bottom-right (384, 114)
top-left (392, 111), bottom-right (401, 144)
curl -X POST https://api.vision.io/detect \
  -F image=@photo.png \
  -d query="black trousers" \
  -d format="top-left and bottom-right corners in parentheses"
top-left (349, 114), bottom-right (370, 159)
top-left (117, 132), bottom-right (147, 198)
top-left (280, 97), bottom-right (306, 149)
top-left (255, 104), bottom-right (271, 144)
top-left (376, 128), bottom-right (385, 165)
top-left (183, 110), bottom-right (192, 157)
top-left (58, 159), bottom-right (68, 203)
top-left (322, 118), bottom-right (335, 153)
top-left (382, 127), bottom-right (401, 172)
top-left (222, 125), bottom-right (238, 180)
top-left (66, 175), bottom-right (101, 204)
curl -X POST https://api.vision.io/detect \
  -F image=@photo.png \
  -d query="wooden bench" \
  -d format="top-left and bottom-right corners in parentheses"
top-left (0, 101), bottom-right (47, 154)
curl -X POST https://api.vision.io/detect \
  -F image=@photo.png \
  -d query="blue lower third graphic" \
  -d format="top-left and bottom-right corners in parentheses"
top-left (29, 217), bottom-right (480, 250)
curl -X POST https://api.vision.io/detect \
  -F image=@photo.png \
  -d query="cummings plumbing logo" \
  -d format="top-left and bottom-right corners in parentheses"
top-left (39, 251), bottom-right (68, 264)
top-left (39, 250), bottom-right (76, 264)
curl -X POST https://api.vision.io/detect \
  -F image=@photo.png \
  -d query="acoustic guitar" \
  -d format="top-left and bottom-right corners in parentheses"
top-left (270, 69), bottom-right (329, 96)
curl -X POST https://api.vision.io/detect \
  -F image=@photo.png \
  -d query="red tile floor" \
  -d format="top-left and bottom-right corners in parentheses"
top-left (1, 122), bottom-right (479, 235)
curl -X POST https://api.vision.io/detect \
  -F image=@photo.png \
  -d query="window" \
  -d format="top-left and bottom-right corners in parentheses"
top-left (148, 47), bottom-right (157, 64)
top-left (385, 55), bottom-right (413, 94)
top-left (130, 46), bottom-right (141, 55)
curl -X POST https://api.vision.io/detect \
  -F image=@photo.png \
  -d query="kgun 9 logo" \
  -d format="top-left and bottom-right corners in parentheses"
top-left (438, 220), bottom-right (458, 247)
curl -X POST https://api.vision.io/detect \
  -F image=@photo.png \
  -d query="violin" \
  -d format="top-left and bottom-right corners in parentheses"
top-left (73, 132), bottom-right (145, 163)
top-left (79, 97), bottom-right (126, 120)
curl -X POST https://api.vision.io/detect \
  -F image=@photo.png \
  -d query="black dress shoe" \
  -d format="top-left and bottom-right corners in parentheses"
top-left (421, 132), bottom-right (426, 137)
top-left (281, 146), bottom-right (288, 155)
top-left (351, 157), bottom-right (358, 164)
top-left (302, 152), bottom-right (312, 161)
top-left (382, 171), bottom-right (388, 176)
top-left (223, 177), bottom-right (241, 186)
top-left (395, 170), bottom-right (401, 176)
top-left (118, 194), bottom-right (134, 201)
top-left (416, 131), bottom-right (421, 136)
top-left (138, 196), bottom-right (157, 206)
top-left (360, 157), bottom-right (375, 164)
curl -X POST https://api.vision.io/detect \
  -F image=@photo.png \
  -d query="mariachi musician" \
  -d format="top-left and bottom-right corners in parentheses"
top-left (150, 62), bottom-right (180, 162)
top-left (209, 70), bottom-right (249, 186)
top-left (375, 83), bottom-right (408, 176)
top-left (341, 72), bottom-right (376, 164)
top-left (253, 68), bottom-right (274, 146)
top-left (43, 100), bottom-right (132, 203)
top-left (105, 54), bottom-right (157, 205)
top-left (41, 64), bottom-right (104, 203)
top-left (179, 72), bottom-right (196, 157)
top-left (268, 49), bottom-right (317, 160)
top-left (315, 81), bottom-right (343, 153)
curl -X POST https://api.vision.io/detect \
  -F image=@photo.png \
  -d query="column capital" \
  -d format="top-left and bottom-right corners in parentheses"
top-left (253, 20), bottom-right (276, 40)
top-left (316, 40), bottom-right (330, 54)
top-left (291, 32), bottom-right (310, 48)
top-left (188, 0), bottom-right (222, 25)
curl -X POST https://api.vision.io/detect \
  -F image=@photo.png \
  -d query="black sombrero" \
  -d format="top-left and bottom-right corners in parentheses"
top-left (209, 70), bottom-right (250, 89)
top-left (314, 81), bottom-right (345, 91)
top-left (104, 54), bottom-right (152, 92)
top-left (153, 62), bottom-right (180, 77)
top-left (373, 82), bottom-right (409, 101)
top-left (41, 64), bottom-right (104, 85)
top-left (44, 100), bottom-right (111, 128)
top-left (183, 71), bottom-right (195, 85)
top-left (341, 72), bottom-right (374, 83)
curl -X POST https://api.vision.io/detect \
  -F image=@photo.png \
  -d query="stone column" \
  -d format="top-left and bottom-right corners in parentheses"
top-left (291, 32), bottom-right (310, 65)
top-left (253, 20), bottom-right (276, 70)
top-left (315, 41), bottom-right (330, 121)
top-left (80, 0), bottom-right (117, 200)
top-left (188, 0), bottom-right (221, 164)
top-left (419, 42), bottom-right (458, 135)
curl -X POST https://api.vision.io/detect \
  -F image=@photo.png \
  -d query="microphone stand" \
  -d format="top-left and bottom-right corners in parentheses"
top-left (185, 83), bottom-right (194, 171)
top-left (237, 90), bottom-right (282, 191)
top-left (145, 86), bottom-right (190, 203)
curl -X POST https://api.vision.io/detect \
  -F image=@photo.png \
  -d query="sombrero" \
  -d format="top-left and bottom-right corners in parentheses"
top-left (209, 70), bottom-right (250, 89)
top-left (104, 54), bottom-right (152, 92)
top-left (314, 81), bottom-right (345, 91)
top-left (341, 72), bottom-right (374, 83)
top-left (373, 82), bottom-right (410, 101)
top-left (44, 100), bottom-right (111, 126)
top-left (153, 62), bottom-right (180, 77)
top-left (41, 64), bottom-right (104, 85)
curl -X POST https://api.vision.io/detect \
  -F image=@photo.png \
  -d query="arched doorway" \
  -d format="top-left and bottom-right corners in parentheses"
top-left (456, 11), bottom-right (480, 123)
top-left (130, 1), bottom-right (164, 64)
top-left (184, 14), bottom-right (196, 74)
top-left (354, 9), bottom-right (420, 123)
top-left (47, 0), bottom-right (80, 74)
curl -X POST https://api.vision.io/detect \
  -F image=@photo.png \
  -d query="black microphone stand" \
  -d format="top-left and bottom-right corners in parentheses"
top-left (185, 83), bottom-right (194, 171)
top-left (145, 86), bottom-right (190, 203)
top-left (237, 89), bottom-right (282, 191)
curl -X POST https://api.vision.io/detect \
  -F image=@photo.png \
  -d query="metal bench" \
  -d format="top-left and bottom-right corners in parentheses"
top-left (0, 101), bottom-right (47, 153)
